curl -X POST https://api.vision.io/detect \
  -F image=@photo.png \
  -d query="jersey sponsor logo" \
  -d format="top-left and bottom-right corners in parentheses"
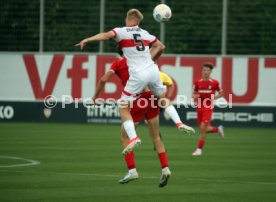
top-left (198, 90), bottom-right (212, 93)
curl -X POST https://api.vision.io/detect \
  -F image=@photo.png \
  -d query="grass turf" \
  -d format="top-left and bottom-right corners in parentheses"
top-left (0, 123), bottom-right (276, 202)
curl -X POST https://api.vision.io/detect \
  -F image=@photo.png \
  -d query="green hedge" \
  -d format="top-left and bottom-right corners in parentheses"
top-left (0, 0), bottom-right (275, 54)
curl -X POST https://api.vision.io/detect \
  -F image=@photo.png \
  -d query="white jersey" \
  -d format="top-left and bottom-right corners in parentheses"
top-left (112, 25), bottom-right (157, 75)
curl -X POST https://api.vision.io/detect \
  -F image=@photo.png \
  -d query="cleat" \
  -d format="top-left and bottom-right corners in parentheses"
top-left (122, 136), bottom-right (141, 155)
top-left (218, 125), bottom-right (224, 139)
top-left (192, 148), bottom-right (202, 156)
top-left (159, 167), bottom-right (171, 188)
top-left (119, 170), bottom-right (139, 184)
top-left (176, 123), bottom-right (195, 135)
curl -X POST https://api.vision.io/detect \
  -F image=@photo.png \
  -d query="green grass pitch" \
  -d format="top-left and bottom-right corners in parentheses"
top-left (0, 123), bottom-right (276, 202)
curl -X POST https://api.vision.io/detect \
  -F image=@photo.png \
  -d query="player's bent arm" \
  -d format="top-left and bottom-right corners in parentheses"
top-left (166, 83), bottom-right (175, 100)
top-left (192, 92), bottom-right (200, 99)
top-left (150, 39), bottom-right (165, 62)
top-left (214, 90), bottom-right (224, 100)
top-left (75, 31), bottom-right (115, 49)
top-left (92, 71), bottom-right (114, 100)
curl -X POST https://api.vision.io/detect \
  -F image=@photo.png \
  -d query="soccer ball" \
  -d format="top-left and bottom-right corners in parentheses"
top-left (153, 4), bottom-right (172, 22)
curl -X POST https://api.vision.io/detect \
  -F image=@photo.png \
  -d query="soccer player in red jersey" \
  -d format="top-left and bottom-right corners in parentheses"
top-left (192, 63), bottom-right (225, 156)
top-left (92, 56), bottom-right (170, 187)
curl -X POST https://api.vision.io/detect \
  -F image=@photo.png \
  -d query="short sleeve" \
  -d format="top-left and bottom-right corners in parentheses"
top-left (160, 72), bottom-right (173, 86)
top-left (150, 37), bottom-right (158, 46)
top-left (216, 81), bottom-right (222, 92)
top-left (144, 31), bottom-right (157, 45)
top-left (109, 60), bottom-right (118, 73)
top-left (112, 27), bottom-right (122, 42)
top-left (193, 81), bottom-right (198, 92)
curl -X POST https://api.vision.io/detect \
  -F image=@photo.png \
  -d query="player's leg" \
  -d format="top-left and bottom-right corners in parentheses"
top-left (146, 115), bottom-right (171, 187)
top-left (120, 76), bottom-right (146, 155)
top-left (147, 65), bottom-right (195, 135)
top-left (143, 119), bottom-right (163, 151)
top-left (199, 121), bottom-right (208, 146)
top-left (119, 125), bottom-right (139, 184)
top-left (119, 96), bottom-right (149, 184)
top-left (206, 124), bottom-right (224, 138)
top-left (157, 93), bottom-right (194, 132)
top-left (204, 108), bottom-right (224, 138)
top-left (192, 109), bottom-right (203, 155)
top-left (119, 101), bottom-right (141, 155)
top-left (206, 125), bottom-right (218, 133)
top-left (119, 100), bottom-right (139, 141)
top-left (147, 116), bottom-right (165, 153)
top-left (193, 108), bottom-right (211, 156)
top-left (153, 131), bottom-right (163, 151)
top-left (192, 122), bottom-right (207, 156)
top-left (156, 95), bottom-right (195, 134)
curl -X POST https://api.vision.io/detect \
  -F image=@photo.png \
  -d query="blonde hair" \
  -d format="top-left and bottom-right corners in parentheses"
top-left (126, 9), bottom-right (144, 23)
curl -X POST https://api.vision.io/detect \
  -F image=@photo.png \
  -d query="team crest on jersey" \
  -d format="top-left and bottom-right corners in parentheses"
top-left (209, 85), bottom-right (212, 89)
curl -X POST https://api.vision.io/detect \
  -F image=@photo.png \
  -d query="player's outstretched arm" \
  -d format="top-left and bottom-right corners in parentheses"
top-left (92, 71), bottom-right (114, 101)
top-left (150, 39), bottom-right (165, 62)
top-left (75, 31), bottom-right (115, 50)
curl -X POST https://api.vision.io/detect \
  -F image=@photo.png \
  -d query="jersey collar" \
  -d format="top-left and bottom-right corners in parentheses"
top-left (127, 24), bottom-right (138, 27)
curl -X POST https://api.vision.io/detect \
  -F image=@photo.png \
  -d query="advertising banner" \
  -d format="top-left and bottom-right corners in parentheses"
top-left (1, 101), bottom-right (275, 128)
top-left (0, 54), bottom-right (276, 106)
top-left (1, 53), bottom-right (275, 127)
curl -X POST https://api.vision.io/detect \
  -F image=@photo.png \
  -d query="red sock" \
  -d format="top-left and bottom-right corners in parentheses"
top-left (158, 152), bottom-right (168, 168)
top-left (198, 139), bottom-right (205, 149)
top-left (212, 127), bottom-right (218, 133)
top-left (207, 127), bottom-right (218, 133)
top-left (124, 151), bottom-right (135, 169)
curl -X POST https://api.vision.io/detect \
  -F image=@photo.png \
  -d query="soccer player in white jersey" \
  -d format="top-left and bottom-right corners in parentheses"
top-left (75, 9), bottom-right (185, 155)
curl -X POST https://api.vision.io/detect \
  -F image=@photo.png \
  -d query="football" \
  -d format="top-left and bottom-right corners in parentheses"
top-left (153, 4), bottom-right (172, 22)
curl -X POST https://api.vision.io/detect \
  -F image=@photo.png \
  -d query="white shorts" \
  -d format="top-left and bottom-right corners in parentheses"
top-left (121, 63), bottom-right (166, 100)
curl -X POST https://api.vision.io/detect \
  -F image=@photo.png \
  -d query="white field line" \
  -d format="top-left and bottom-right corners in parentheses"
top-left (0, 156), bottom-right (40, 168)
top-left (186, 178), bottom-right (276, 185)
top-left (0, 168), bottom-right (276, 185)
top-left (0, 169), bottom-right (158, 179)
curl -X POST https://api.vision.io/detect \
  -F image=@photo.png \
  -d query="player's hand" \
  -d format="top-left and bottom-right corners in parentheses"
top-left (192, 94), bottom-right (200, 99)
top-left (75, 39), bottom-right (87, 50)
top-left (91, 96), bottom-right (96, 104)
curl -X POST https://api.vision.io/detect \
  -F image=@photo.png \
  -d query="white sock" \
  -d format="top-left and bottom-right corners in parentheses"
top-left (129, 168), bottom-right (137, 173)
top-left (162, 167), bottom-right (170, 174)
top-left (123, 120), bottom-right (137, 140)
top-left (164, 105), bottom-right (182, 124)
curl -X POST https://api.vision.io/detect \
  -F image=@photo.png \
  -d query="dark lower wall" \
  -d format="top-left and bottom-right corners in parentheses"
top-left (0, 101), bottom-right (275, 128)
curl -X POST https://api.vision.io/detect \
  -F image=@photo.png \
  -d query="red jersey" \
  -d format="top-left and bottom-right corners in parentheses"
top-left (109, 57), bottom-right (129, 86)
top-left (193, 78), bottom-right (221, 108)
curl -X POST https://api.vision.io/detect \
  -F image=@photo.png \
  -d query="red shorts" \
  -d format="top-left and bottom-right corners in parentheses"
top-left (130, 91), bottom-right (160, 123)
top-left (196, 107), bottom-right (213, 126)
